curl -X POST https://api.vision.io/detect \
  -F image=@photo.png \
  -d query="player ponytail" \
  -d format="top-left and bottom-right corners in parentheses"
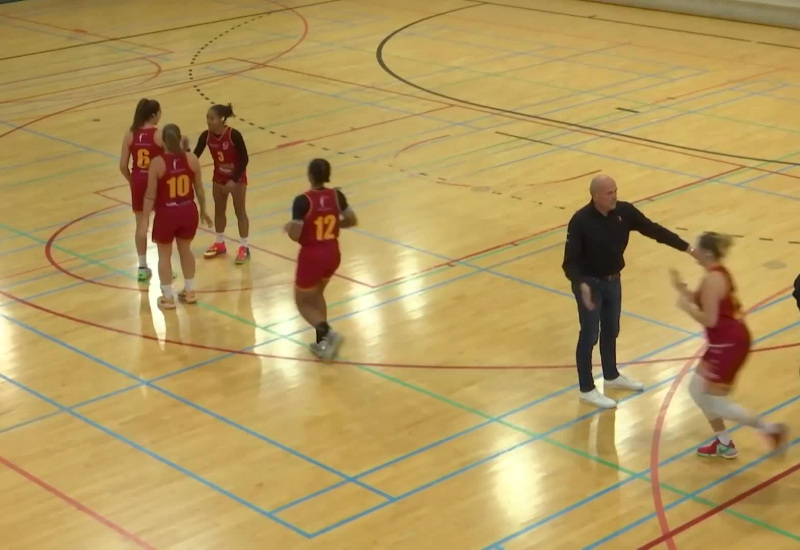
top-left (699, 231), bottom-right (733, 260)
top-left (162, 124), bottom-right (183, 153)
top-left (210, 103), bottom-right (235, 121)
top-left (308, 158), bottom-right (330, 187)
top-left (130, 98), bottom-right (161, 131)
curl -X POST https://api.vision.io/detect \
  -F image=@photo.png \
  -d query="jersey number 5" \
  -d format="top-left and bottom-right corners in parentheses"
top-left (166, 175), bottom-right (191, 199)
top-left (313, 215), bottom-right (337, 241)
top-left (136, 149), bottom-right (150, 169)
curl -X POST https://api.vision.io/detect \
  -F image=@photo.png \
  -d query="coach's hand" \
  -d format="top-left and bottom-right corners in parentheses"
top-left (580, 282), bottom-right (595, 310)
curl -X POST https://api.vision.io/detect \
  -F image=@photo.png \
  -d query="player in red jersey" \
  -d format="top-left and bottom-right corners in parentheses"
top-left (192, 103), bottom-right (251, 265)
top-left (284, 159), bottom-right (357, 361)
top-left (670, 232), bottom-right (787, 458)
top-left (119, 98), bottom-right (164, 282)
top-left (139, 124), bottom-right (212, 310)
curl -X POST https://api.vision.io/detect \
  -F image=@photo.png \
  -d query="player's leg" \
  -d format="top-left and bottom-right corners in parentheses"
top-left (690, 361), bottom-right (786, 458)
top-left (312, 250), bottom-right (343, 358)
top-left (230, 183), bottom-right (250, 264)
top-left (601, 277), bottom-right (643, 392)
top-left (134, 210), bottom-right (151, 281)
top-left (131, 176), bottom-right (151, 281)
top-left (176, 205), bottom-right (199, 304)
top-left (205, 183), bottom-right (229, 258)
top-left (156, 240), bottom-right (176, 309)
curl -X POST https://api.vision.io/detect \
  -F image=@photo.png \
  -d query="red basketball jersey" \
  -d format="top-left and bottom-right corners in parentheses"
top-left (299, 188), bottom-right (341, 247)
top-left (155, 153), bottom-right (196, 208)
top-left (206, 127), bottom-right (246, 183)
top-left (695, 264), bottom-right (747, 343)
top-left (130, 127), bottom-right (164, 177)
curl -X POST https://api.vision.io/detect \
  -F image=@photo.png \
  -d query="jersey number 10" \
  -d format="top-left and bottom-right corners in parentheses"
top-left (313, 215), bottom-right (337, 241)
top-left (167, 175), bottom-right (191, 199)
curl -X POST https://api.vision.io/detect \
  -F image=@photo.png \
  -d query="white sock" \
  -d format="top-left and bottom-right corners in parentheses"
top-left (716, 431), bottom-right (732, 445)
top-left (161, 284), bottom-right (174, 299)
top-left (138, 255), bottom-right (147, 268)
top-left (241, 238), bottom-right (248, 247)
top-left (184, 278), bottom-right (195, 292)
top-left (216, 233), bottom-right (224, 244)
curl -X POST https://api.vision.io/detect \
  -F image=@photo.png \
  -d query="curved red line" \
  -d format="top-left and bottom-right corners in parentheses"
top-left (43, 206), bottom-right (291, 294)
top-left (648, 285), bottom-right (793, 548)
top-left (526, 169), bottom-right (602, 187)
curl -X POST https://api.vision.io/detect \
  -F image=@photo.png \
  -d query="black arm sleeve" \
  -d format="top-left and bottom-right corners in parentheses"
top-left (292, 195), bottom-right (310, 221)
top-left (230, 129), bottom-right (249, 183)
top-left (335, 189), bottom-right (350, 211)
top-left (562, 214), bottom-right (584, 284)
top-left (627, 204), bottom-right (690, 252)
top-left (193, 131), bottom-right (208, 157)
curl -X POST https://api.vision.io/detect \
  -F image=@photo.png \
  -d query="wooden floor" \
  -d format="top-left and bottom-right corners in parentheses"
top-left (1, 0), bottom-right (800, 548)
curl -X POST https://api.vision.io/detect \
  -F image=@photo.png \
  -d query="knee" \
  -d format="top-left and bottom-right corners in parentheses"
top-left (578, 326), bottom-right (599, 346)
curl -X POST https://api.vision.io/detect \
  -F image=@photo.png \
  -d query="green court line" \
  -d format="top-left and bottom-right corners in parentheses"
top-left (0, 219), bottom-right (795, 542)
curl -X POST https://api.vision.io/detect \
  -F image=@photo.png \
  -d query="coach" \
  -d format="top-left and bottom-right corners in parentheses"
top-left (562, 174), bottom-right (698, 409)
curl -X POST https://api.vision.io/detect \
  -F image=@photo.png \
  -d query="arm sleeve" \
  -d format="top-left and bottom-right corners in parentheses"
top-left (193, 131), bottom-right (208, 157)
top-left (230, 129), bottom-right (249, 183)
top-left (335, 189), bottom-right (350, 212)
top-left (292, 195), bottom-right (310, 221)
top-left (627, 204), bottom-right (690, 251)
top-left (562, 214), bottom-right (584, 284)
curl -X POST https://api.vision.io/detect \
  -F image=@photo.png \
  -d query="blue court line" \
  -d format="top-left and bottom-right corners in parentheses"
top-left (351, 226), bottom-right (692, 334)
top-left (485, 319), bottom-right (800, 549)
top-left (0, 273), bottom-right (118, 308)
top-left (0, 19), bottom-right (171, 61)
top-left (307, 319), bottom-right (799, 538)
top-left (0, 120), bottom-right (116, 158)
top-left (0, 310), bottom-right (393, 500)
top-left (0, 320), bottom-right (311, 538)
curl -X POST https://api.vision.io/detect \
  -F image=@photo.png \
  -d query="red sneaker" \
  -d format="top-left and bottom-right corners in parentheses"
top-left (204, 241), bottom-right (226, 258)
top-left (697, 438), bottom-right (738, 459)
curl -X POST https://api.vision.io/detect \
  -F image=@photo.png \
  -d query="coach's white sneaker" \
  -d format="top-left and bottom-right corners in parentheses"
top-left (579, 389), bottom-right (617, 409)
top-left (604, 374), bottom-right (644, 392)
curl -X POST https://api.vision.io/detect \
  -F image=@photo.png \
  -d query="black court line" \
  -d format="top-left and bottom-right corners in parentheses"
top-left (0, 0), bottom-right (340, 62)
top-left (375, 4), bottom-right (800, 167)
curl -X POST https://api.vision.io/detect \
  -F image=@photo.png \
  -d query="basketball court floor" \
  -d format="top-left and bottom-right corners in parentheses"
top-left (1, 0), bottom-right (800, 548)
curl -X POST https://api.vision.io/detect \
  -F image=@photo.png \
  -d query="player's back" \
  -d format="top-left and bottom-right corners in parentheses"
top-left (130, 127), bottom-right (163, 176)
top-left (299, 187), bottom-right (341, 247)
top-left (155, 152), bottom-right (196, 208)
top-left (697, 264), bottom-right (748, 342)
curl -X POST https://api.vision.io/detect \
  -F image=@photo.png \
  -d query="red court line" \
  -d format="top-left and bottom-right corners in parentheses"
top-left (639, 461), bottom-right (800, 549)
top-left (0, 59), bottom-right (163, 140)
top-left (0, 56), bottom-right (156, 87)
top-left (0, 12), bottom-right (172, 55)
top-left (2, 258), bottom-right (795, 372)
top-left (526, 169), bottom-right (602, 186)
top-left (648, 284), bottom-right (794, 548)
top-left (45, 200), bottom-right (300, 292)
top-left (375, 167), bottom-right (742, 288)
top-left (270, 106), bottom-right (451, 153)
top-left (0, 453), bottom-right (155, 549)
top-left (258, 64), bottom-right (800, 182)
top-left (0, 57), bottom-right (164, 105)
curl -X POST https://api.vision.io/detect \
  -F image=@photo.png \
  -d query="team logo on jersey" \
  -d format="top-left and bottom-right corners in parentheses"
top-left (173, 159), bottom-right (179, 171)
top-left (319, 196), bottom-right (327, 208)
top-left (222, 142), bottom-right (229, 150)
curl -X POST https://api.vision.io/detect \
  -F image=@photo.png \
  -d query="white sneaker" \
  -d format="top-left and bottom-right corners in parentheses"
top-left (579, 389), bottom-right (617, 409)
top-left (604, 374), bottom-right (644, 392)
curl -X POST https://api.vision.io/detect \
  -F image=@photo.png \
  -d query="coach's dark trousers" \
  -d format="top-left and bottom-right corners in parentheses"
top-left (572, 276), bottom-right (622, 392)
